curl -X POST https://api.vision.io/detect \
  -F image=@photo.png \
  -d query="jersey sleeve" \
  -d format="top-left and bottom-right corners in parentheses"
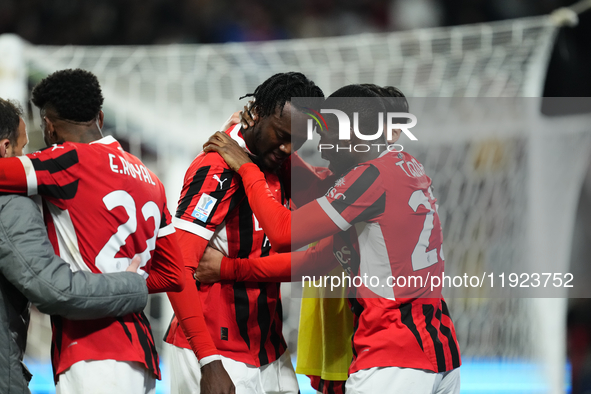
top-left (170, 158), bottom-right (232, 359)
top-left (143, 187), bottom-right (185, 293)
top-left (167, 229), bottom-right (219, 360)
top-left (238, 162), bottom-right (341, 251)
top-left (146, 232), bottom-right (185, 293)
top-left (158, 199), bottom-right (175, 237)
top-left (0, 156), bottom-right (36, 195)
top-left (220, 236), bottom-right (337, 282)
top-left (0, 145), bottom-right (82, 209)
top-left (173, 160), bottom-right (239, 241)
top-left (237, 163), bottom-right (291, 251)
top-left (316, 164), bottom-right (386, 231)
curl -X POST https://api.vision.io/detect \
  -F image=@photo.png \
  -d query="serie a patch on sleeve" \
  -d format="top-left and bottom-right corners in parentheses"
top-left (191, 193), bottom-right (218, 222)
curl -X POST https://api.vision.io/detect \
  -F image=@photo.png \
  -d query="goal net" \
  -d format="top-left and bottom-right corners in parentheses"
top-left (1, 10), bottom-right (589, 393)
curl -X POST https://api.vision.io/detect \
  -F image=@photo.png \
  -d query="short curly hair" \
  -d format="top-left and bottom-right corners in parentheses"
top-left (31, 69), bottom-right (104, 122)
top-left (359, 83), bottom-right (409, 113)
top-left (0, 98), bottom-right (23, 145)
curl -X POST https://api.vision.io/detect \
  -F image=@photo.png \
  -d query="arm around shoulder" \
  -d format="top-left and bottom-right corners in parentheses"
top-left (0, 195), bottom-right (148, 320)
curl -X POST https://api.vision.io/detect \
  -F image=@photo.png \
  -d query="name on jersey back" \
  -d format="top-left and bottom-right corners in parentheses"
top-left (108, 153), bottom-right (156, 185)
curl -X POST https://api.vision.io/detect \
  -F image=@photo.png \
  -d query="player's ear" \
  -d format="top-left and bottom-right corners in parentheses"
top-left (250, 104), bottom-right (260, 119)
top-left (389, 128), bottom-right (401, 144)
top-left (44, 117), bottom-right (59, 144)
top-left (44, 116), bottom-right (55, 132)
top-left (0, 138), bottom-right (9, 158)
top-left (97, 110), bottom-right (104, 130)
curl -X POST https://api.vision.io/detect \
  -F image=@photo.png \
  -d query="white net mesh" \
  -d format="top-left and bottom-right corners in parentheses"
top-left (407, 116), bottom-right (532, 360)
top-left (23, 15), bottom-right (557, 154)
top-left (12, 12), bottom-right (590, 393)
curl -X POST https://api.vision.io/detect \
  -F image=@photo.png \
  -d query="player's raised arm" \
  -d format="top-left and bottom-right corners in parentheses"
top-left (203, 134), bottom-right (339, 251)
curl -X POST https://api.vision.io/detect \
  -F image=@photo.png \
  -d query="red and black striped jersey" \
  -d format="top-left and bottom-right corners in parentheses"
top-left (166, 124), bottom-right (287, 367)
top-left (308, 376), bottom-right (346, 394)
top-left (317, 150), bottom-right (461, 374)
top-left (0, 136), bottom-right (183, 380)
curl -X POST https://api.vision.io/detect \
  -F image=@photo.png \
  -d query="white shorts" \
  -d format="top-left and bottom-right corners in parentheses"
top-left (168, 344), bottom-right (299, 394)
top-left (56, 360), bottom-right (156, 394)
top-left (345, 366), bottom-right (460, 394)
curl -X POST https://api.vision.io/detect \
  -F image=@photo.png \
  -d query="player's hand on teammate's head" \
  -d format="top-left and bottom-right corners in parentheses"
top-left (203, 131), bottom-right (253, 172)
top-left (239, 100), bottom-right (256, 129)
top-left (219, 100), bottom-right (256, 131)
top-left (219, 111), bottom-right (242, 132)
top-left (200, 360), bottom-right (236, 394)
top-left (194, 246), bottom-right (224, 283)
top-left (126, 255), bottom-right (142, 274)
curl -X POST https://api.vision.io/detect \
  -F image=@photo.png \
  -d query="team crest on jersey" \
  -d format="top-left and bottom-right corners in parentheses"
top-left (326, 187), bottom-right (346, 200)
top-left (192, 193), bottom-right (218, 222)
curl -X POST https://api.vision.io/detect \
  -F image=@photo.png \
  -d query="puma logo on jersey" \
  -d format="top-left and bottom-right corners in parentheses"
top-left (213, 174), bottom-right (228, 189)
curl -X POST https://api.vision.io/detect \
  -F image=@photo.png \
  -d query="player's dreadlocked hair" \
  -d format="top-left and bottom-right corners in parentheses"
top-left (240, 72), bottom-right (324, 118)
top-left (0, 98), bottom-right (23, 145)
top-left (31, 69), bottom-right (104, 123)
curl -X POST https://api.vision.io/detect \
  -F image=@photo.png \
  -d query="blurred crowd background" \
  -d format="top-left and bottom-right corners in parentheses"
top-left (0, 0), bottom-right (580, 46)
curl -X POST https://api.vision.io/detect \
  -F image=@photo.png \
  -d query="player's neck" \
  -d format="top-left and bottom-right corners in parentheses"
top-left (60, 125), bottom-right (104, 144)
top-left (241, 128), bottom-right (257, 155)
top-left (357, 150), bottom-right (381, 164)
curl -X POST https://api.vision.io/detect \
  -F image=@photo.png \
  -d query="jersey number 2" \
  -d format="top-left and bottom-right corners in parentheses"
top-left (95, 190), bottom-right (160, 275)
top-left (408, 189), bottom-right (441, 271)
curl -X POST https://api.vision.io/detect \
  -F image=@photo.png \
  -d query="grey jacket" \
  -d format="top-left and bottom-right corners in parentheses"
top-left (0, 195), bottom-right (149, 393)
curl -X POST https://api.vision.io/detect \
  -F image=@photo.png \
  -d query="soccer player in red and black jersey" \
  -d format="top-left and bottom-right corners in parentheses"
top-left (165, 72), bottom-right (324, 394)
top-left (0, 69), bottom-right (185, 394)
top-left (200, 84), bottom-right (461, 393)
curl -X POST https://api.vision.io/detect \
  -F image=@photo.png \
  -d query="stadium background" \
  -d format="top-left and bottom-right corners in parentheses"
top-left (1, 0), bottom-right (591, 393)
